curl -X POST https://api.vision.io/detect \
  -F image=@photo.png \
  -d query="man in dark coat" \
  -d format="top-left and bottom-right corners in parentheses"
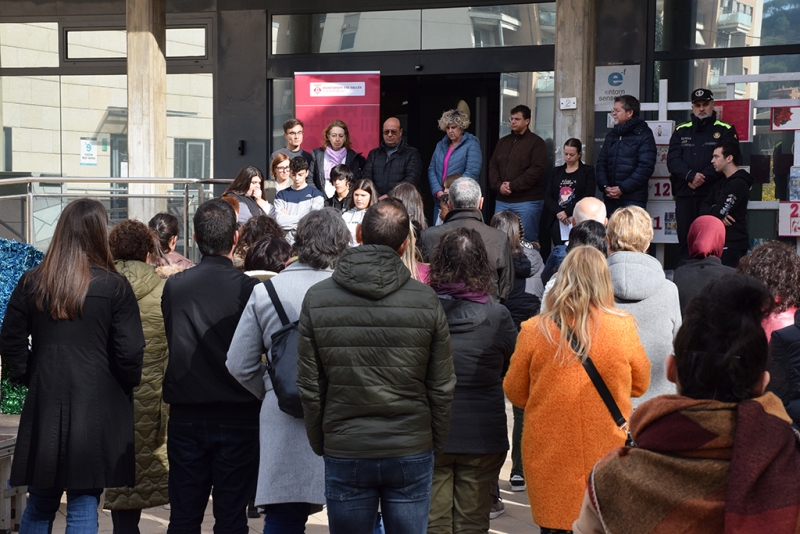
top-left (162, 199), bottom-right (260, 534)
top-left (596, 95), bottom-right (657, 215)
top-left (419, 177), bottom-right (515, 302)
top-left (668, 88), bottom-right (738, 260)
top-left (362, 117), bottom-right (423, 197)
top-left (297, 199), bottom-right (455, 534)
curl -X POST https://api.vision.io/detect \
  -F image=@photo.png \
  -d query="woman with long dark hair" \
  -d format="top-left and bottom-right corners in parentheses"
top-left (0, 199), bottom-right (144, 533)
top-left (223, 165), bottom-right (273, 224)
top-left (544, 138), bottom-right (596, 247)
top-left (427, 227), bottom-right (517, 533)
top-left (573, 274), bottom-right (800, 533)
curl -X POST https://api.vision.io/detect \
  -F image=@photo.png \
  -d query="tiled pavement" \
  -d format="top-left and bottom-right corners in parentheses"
top-left (29, 400), bottom-right (543, 533)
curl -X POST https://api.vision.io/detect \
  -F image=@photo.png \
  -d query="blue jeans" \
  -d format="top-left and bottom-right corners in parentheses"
top-left (495, 199), bottom-right (544, 244)
top-left (21, 487), bottom-right (102, 534)
top-left (325, 450), bottom-right (434, 534)
top-left (262, 502), bottom-right (312, 534)
top-left (167, 418), bottom-right (259, 534)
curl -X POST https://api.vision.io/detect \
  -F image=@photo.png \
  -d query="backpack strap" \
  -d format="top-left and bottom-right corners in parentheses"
top-left (263, 279), bottom-right (290, 327)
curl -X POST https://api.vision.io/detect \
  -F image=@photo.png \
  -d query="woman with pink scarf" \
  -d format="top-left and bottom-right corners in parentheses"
top-left (309, 120), bottom-right (365, 200)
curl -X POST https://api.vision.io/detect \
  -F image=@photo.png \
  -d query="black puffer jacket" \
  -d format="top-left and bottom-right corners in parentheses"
top-left (362, 137), bottom-right (423, 196)
top-left (297, 245), bottom-right (455, 458)
top-left (768, 309), bottom-right (800, 427)
top-left (309, 148), bottom-right (366, 199)
top-left (596, 117), bottom-right (657, 205)
top-left (438, 297), bottom-right (516, 454)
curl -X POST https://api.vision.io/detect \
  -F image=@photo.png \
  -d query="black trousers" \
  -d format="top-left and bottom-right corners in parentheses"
top-left (112, 509), bottom-right (143, 534)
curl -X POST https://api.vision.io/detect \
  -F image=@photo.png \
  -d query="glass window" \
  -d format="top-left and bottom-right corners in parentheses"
top-left (657, 0), bottom-right (800, 51)
top-left (272, 11), bottom-right (422, 54)
top-left (422, 4), bottom-right (556, 49)
top-left (166, 28), bottom-right (207, 58)
top-left (501, 72), bottom-right (554, 140)
top-left (167, 73), bottom-right (214, 178)
top-left (271, 78), bottom-right (295, 156)
top-left (0, 23), bottom-right (59, 68)
top-left (66, 30), bottom-right (127, 59)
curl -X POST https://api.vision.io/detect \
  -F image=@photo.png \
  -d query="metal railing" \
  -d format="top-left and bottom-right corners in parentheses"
top-left (0, 176), bottom-right (233, 257)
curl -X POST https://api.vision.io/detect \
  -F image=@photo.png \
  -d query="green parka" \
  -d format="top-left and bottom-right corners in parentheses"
top-left (297, 245), bottom-right (455, 459)
top-left (104, 260), bottom-right (169, 510)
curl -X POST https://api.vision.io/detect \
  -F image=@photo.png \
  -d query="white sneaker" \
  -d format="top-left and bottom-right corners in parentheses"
top-left (509, 474), bottom-right (526, 492)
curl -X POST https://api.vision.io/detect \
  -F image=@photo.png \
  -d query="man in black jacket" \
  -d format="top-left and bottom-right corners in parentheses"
top-left (668, 88), bottom-right (738, 260)
top-left (362, 117), bottom-right (423, 197)
top-left (297, 199), bottom-right (455, 534)
top-left (419, 177), bottom-right (514, 302)
top-left (162, 199), bottom-right (260, 534)
top-left (700, 141), bottom-right (753, 267)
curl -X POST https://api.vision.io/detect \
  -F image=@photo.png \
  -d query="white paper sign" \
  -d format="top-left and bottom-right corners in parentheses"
top-left (80, 137), bottom-right (97, 166)
top-left (647, 200), bottom-right (678, 244)
top-left (309, 82), bottom-right (366, 97)
top-left (595, 65), bottom-right (640, 108)
top-left (559, 221), bottom-right (573, 241)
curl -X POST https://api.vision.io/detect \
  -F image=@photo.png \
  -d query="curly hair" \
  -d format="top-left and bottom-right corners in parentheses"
top-left (437, 109), bottom-right (471, 132)
top-left (234, 215), bottom-right (285, 260)
top-left (322, 119), bottom-right (352, 150)
top-left (109, 219), bottom-right (157, 263)
top-left (607, 205), bottom-right (653, 253)
top-left (736, 240), bottom-right (800, 312)
top-left (429, 227), bottom-right (494, 295)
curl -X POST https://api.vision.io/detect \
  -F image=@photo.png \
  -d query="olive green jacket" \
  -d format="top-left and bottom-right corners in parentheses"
top-left (297, 245), bottom-right (455, 458)
top-left (104, 260), bottom-right (169, 510)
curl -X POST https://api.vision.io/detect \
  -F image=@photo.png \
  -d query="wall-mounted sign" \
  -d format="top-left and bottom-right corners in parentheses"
top-left (771, 107), bottom-right (800, 131)
top-left (594, 65), bottom-right (640, 109)
top-left (714, 99), bottom-right (754, 142)
top-left (80, 137), bottom-right (97, 166)
top-left (778, 200), bottom-right (800, 236)
top-left (647, 200), bottom-right (678, 244)
top-left (648, 178), bottom-right (674, 201)
top-left (647, 120), bottom-right (674, 145)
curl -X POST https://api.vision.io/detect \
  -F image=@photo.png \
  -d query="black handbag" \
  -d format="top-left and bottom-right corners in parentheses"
top-left (263, 279), bottom-right (304, 418)
top-left (565, 326), bottom-right (636, 448)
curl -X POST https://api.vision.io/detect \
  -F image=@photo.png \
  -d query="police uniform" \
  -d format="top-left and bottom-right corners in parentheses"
top-left (667, 106), bottom-right (738, 259)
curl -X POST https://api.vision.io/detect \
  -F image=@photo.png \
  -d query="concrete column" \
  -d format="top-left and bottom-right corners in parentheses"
top-left (127, 0), bottom-right (167, 221)
top-left (554, 0), bottom-right (596, 164)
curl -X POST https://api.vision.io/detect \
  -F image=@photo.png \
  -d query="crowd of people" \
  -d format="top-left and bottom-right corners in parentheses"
top-left (0, 93), bottom-right (798, 534)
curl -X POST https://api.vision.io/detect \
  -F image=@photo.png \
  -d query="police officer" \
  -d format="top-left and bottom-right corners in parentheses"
top-left (668, 88), bottom-right (738, 260)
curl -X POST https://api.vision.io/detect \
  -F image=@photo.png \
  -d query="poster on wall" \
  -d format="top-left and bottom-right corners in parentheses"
top-left (778, 200), bottom-right (800, 236)
top-left (647, 200), bottom-right (678, 244)
top-left (648, 178), bottom-right (674, 201)
top-left (594, 65), bottom-right (640, 111)
top-left (647, 121), bottom-right (674, 145)
top-left (714, 99), bottom-right (754, 142)
top-left (294, 72), bottom-right (381, 158)
top-left (80, 137), bottom-right (97, 166)
top-left (771, 107), bottom-right (800, 131)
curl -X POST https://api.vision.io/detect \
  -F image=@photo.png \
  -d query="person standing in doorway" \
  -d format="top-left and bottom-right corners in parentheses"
top-left (362, 117), bottom-right (423, 198)
top-left (271, 118), bottom-right (313, 165)
top-left (489, 104), bottom-right (548, 243)
top-left (668, 88), bottom-right (738, 261)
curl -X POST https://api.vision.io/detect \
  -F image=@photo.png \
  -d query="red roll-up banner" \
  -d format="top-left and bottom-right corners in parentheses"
top-left (294, 71), bottom-right (381, 158)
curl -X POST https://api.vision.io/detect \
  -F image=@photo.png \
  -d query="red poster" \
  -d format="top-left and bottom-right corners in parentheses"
top-left (294, 71), bottom-right (381, 158)
top-left (714, 99), bottom-right (754, 142)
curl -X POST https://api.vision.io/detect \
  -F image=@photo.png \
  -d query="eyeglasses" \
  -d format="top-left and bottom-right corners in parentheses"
top-left (383, 129), bottom-right (399, 135)
top-left (277, 166), bottom-right (290, 173)
top-left (286, 131), bottom-right (303, 137)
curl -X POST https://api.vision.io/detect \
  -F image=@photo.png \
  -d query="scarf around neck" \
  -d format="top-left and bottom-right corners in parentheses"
top-left (432, 282), bottom-right (490, 304)
top-left (589, 393), bottom-right (800, 534)
top-left (324, 146), bottom-right (347, 186)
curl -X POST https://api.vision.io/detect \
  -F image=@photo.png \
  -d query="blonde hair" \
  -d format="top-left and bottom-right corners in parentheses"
top-left (539, 246), bottom-right (628, 364)
top-left (437, 109), bottom-right (471, 132)
top-left (607, 205), bottom-right (653, 253)
top-left (400, 220), bottom-right (423, 281)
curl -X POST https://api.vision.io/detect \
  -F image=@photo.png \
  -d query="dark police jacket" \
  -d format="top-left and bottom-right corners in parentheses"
top-left (667, 111), bottom-right (738, 198)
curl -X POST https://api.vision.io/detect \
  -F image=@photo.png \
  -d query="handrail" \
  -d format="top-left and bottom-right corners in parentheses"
top-left (0, 176), bottom-right (233, 185)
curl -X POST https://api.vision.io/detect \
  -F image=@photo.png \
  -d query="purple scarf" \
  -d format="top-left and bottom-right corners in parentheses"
top-left (324, 146), bottom-right (347, 184)
top-left (432, 282), bottom-right (490, 304)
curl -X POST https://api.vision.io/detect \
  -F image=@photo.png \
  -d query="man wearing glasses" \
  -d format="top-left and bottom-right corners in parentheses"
top-left (271, 118), bottom-right (313, 165)
top-left (362, 117), bottom-right (423, 198)
top-left (596, 95), bottom-right (657, 215)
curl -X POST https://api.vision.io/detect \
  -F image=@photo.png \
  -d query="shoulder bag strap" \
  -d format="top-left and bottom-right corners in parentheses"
top-left (263, 279), bottom-right (290, 327)
top-left (565, 327), bottom-right (627, 430)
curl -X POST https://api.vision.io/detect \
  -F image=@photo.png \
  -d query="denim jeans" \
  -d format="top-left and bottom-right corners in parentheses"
top-left (324, 450), bottom-right (434, 534)
top-left (495, 200), bottom-right (544, 244)
top-left (262, 502), bottom-right (312, 534)
top-left (21, 487), bottom-right (102, 534)
top-left (166, 418), bottom-right (259, 534)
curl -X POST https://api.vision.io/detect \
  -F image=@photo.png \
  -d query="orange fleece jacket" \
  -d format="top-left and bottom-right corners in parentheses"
top-left (503, 312), bottom-right (651, 530)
